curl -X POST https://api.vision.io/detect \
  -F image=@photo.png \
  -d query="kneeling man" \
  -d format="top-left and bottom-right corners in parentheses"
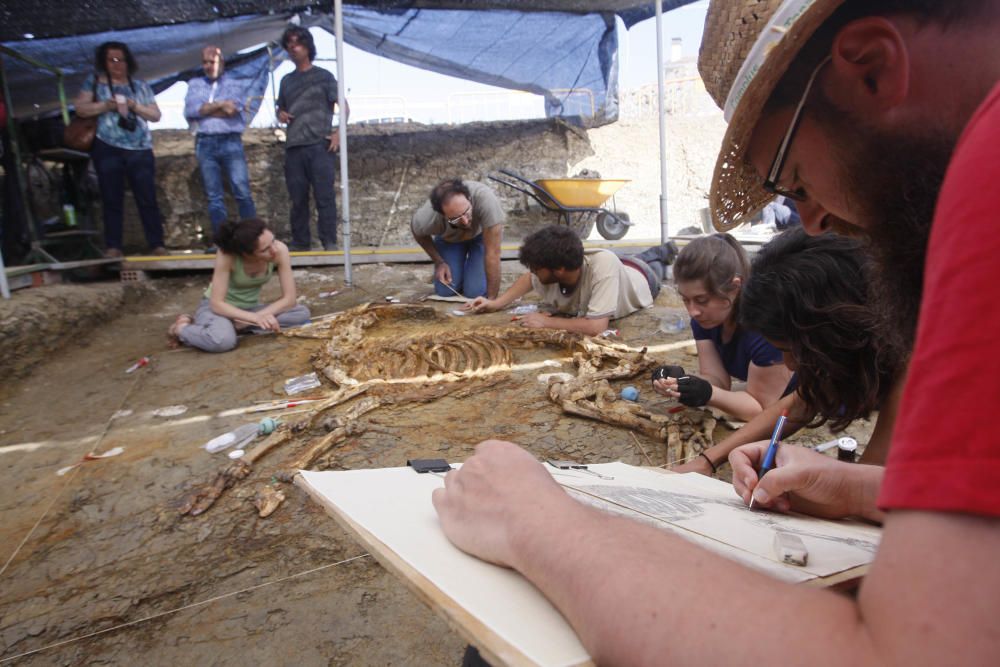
top-left (411, 179), bottom-right (504, 298)
top-left (467, 225), bottom-right (657, 335)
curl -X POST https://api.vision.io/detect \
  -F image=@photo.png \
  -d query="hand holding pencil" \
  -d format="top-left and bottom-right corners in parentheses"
top-left (728, 438), bottom-right (884, 521)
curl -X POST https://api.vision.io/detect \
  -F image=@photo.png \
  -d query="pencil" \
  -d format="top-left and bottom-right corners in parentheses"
top-left (749, 408), bottom-right (788, 510)
top-left (441, 281), bottom-right (465, 299)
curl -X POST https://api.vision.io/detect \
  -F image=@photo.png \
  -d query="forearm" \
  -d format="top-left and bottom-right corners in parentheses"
top-left (702, 393), bottom-right (803, 465)
top-left (209, 299), bottom-right (257, 323)
top-left (414, 235), bottom-right (445, 265)
top-left (844, 465), bottom-right (886, 523)
top-left (542, 316), bottom-right (607, 336)
top-left (75, 99), bottom-right (111, 118)
top-left (132, 102), bottom-right (160, 122)
top-left (485, 252), bottom-right (501, 299)
top-left (708, 386), bottom-right (765, 422)
top-left (492, 272), bottom-right (534, 309)
top-left (257, 295), bottom-right (297, 317)
top-left (198, 101), bottom-right (220, 117)
top-left (510, 494), bottom-right (870, 666)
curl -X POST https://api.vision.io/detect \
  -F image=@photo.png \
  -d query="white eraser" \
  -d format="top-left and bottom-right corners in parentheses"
top-left (773, 531), bottom-right (808, 566)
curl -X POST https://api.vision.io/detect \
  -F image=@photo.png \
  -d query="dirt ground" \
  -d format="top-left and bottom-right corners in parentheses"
top-left (0, 262), bottom-right (876, 665)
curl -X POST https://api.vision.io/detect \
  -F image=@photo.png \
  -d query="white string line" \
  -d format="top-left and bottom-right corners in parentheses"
top-left (0, 373), bottom-right (144, 580)
top-left (0, 553), bottom-right (371, 663)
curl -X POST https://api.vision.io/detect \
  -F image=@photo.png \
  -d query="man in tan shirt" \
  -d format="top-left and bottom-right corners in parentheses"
top-left (466, 225), bottom-right (654, 336)
top-left (411, 179), bottom-right (504, 298)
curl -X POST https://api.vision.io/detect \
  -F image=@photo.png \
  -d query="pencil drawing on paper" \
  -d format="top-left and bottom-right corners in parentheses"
top-left (568, 483), bottom-right (880, 556)
top-left (749, 514), bottom-right (879, 554)
top-left (569, 485), bottom-right (721, 523)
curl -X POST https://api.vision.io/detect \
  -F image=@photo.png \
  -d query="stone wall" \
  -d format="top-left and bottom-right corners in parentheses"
top-left (141, 119), bottom-right (594, 250)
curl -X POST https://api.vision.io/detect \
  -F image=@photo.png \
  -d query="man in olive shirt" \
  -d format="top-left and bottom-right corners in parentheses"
top-left (410, 179), bottom-right (505, 298)
top-left (466, 225), bottom-right (655, 336)
top-left (277, 26), bottom-right (350, 251)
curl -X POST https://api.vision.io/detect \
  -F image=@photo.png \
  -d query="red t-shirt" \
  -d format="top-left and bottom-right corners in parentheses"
top-left (879, 81), bottom-right (1000, 516)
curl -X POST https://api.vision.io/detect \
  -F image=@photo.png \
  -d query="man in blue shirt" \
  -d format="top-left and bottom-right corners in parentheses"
top-left (184, 45), bottom-right (257, 238)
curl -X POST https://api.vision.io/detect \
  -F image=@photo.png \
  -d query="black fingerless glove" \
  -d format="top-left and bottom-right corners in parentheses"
top-left (651, 364), bottom-right (686, 383)
top-left (676, 375), bottom-right (713, 407)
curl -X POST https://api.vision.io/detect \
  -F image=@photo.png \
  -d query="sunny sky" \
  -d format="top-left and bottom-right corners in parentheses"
top-left (151, 1), bottom-right (708, 129)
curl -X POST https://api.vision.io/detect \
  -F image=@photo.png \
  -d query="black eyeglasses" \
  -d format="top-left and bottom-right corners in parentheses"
top-left (446, 203), bottom-right (472, 226)
top-left (763, 56), bottom-right (831, 202)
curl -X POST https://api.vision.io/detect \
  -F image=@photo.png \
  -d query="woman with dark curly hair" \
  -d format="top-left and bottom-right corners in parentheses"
top-left (72, 41), bottom-right (166, 257)
top-left (167, 218), bottom-right (310, 352)
top-left (673, 228), bottom-right (903, 475)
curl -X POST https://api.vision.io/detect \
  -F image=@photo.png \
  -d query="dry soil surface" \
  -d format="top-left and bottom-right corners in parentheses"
top-left (0, 264), bottom-right (874, 665)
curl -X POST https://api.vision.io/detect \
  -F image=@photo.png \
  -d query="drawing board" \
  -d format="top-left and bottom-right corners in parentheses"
top-left (298, 462), bottom-right (881, 666)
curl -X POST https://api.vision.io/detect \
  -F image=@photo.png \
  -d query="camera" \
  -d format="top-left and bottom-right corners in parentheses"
top-left (117, 114), bottom-right (137, 132)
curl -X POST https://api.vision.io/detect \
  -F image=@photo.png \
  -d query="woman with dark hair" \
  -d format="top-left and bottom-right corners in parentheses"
top-left (652, 233), bottom-right (791, 421)
top-left (72, 41), bottom-right (166, 257)
top-left (167, 218), bottom-right (310, 352)
top-left (672, 228), bottom-right (902, 475)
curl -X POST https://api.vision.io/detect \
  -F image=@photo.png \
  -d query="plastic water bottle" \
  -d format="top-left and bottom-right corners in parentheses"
top-left (204, 423), bottom-right (260, 454)
top-left (659, 313), bottom-right (688, 334)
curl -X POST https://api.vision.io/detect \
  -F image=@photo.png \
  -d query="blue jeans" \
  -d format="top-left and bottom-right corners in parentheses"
top-left (284, 142), bottom-right (337, 249)
top-left (195, 133), bottom-right (256, 234)
top-left (90, 138), bottom-right (165, 251)
top-left (434, 234), bottom-right (486, 298)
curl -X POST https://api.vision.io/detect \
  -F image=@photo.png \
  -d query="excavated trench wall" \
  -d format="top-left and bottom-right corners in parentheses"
top-left (136, 119), bottom-right (594, 250)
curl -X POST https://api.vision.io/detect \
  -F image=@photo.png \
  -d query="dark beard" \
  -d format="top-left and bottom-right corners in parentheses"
top-left (826, 116), bottom-right (953, 364)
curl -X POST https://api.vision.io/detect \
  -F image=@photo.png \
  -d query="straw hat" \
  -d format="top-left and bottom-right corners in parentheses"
top-left (699, 0), bottom-right (845, 231)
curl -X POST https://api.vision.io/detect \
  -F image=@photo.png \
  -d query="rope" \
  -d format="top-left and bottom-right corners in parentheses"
top-left (0, 372), bottom-right (145, 579)
top-left (0, 553), bottom-right (371, 663)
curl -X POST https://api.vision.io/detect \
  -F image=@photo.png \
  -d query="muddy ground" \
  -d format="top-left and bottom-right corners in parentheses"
top-left (0, 263), bottom-right (875, 665)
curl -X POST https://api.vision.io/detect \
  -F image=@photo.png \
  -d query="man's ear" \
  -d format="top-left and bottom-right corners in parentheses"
top-left (824, 16), bottom-right (910, 114)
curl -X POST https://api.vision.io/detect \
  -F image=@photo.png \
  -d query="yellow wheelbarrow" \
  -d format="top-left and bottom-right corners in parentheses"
top-left (488, 169), bottom-right (633, 240)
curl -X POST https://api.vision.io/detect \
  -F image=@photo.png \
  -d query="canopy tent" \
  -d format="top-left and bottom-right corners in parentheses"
top-left (1, 0), bottom-right (700, 279)
top-left (0, 2), bottom-right (696, 43)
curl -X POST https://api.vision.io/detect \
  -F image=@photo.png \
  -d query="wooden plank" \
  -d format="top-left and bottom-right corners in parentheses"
top-left (294, 473), bottom-right (590, 667)
top-left (119, 239), bottom-right (661, 272)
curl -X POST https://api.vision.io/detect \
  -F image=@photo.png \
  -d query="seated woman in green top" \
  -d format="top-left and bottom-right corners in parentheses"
top-left (167, 218), bottom-right (310, 352)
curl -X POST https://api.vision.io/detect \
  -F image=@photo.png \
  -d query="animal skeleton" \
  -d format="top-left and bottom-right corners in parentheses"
top-left (179, 304), bottom-right (714, 517)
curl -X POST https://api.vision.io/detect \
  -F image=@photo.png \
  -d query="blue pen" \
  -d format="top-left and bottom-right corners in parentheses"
top-left (749, 408), bottom-right (788, 509)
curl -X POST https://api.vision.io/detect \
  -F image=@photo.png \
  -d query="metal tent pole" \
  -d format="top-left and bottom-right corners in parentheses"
top-left (655, 1), bottom-right (669, 244)
top-left (0, 238), bottom-right (9, 298)
top-left (334, 0), bottom-right (352, 285)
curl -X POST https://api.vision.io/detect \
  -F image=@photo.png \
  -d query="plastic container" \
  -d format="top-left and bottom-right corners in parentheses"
top-left (284, 372), bottom-right (322, 396)
top-left (837, 437), bottom-right (859, 463)
top-left (510, 304), bottom-right (539, 316)
top-left (204, 423), bottom-right (260, 454)
top-left (659, 312), bottom-right (688, 334)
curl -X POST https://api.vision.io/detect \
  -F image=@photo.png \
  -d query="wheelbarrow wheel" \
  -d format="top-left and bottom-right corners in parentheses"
top-left (596, 211), bottom-right (629, 240)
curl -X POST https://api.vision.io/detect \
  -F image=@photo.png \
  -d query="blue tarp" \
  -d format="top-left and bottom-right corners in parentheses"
top-left (1, 14), bottom-right (289, 118)
top-left (338, 7), bottom-right (619, 122)
top-left (2, 2), bottom-right (698, 125)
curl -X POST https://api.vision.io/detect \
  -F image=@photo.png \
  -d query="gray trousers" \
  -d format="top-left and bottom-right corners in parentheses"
top-left (178, 299), bottom-right (311, 353)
